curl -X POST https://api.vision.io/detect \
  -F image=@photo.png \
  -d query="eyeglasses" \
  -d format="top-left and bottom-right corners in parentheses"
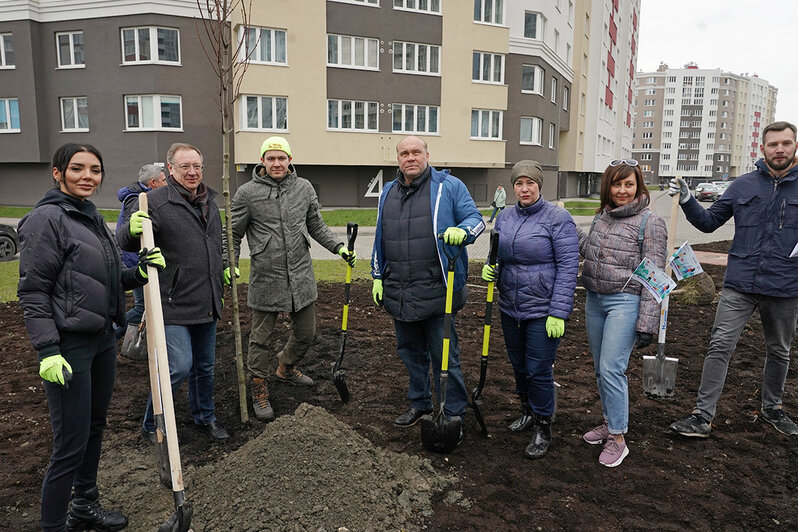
top-left (174, 163), bottom-right (204, 172)
top-left (609, 159), bottom-right (639, 167)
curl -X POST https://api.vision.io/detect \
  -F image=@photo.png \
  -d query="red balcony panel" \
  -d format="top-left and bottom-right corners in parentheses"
top-left (752, 131), bottom-right (759, 138)
top-left (631, 36), bottom-right (636, 55)
top-left (755, 111), bottom-right (761, 117)
top-left (613, 0), bottom-right (619, 12)
top-left (754, 121), bottom-right (760, 128)
top-left (751, 142), bottom-right (758, 148)
top-left (628, 86), bottom-right (633, 103)
top-left (605, 85), bottom-right (614, 109)
top-left (607, 51), bottom-right (616, 77)
top-left (627, 111), bottom-right (631, 127)
top-left (633, 10), bottom-right (638, 30)
top-left (750, 151), bottom-right (757, 157)
top-left (609, 17), bottom-right (618, 44)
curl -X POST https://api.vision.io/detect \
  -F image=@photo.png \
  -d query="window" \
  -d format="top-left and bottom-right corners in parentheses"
top-left (331, 0), bottom-right (378, 4)
top-left (551, 78), bottom-right (557, 104)
top-left (548, 122), bottom-right (556, 148)
top-left (521, 64), bottom-right (543, 94)
top-left (642, 132), bottom-right (653, 139)
top-left (394, 0), bottom-right (441, 13)
top-left (645, 89), bottom-right (655, 95)
top-left (392, 103), bottom-right (439, 134)
top-left (60, 97), bottom-right (88, 131)
top-left (642, 121), bottom-right (653, 128)
top-left (122, 27), bottom-right (180, 65)
top-left (519, 116), bottom-right (542, 144)
top-left (474, 0), bottom-right (503, 25)
top-left (0, 98), bottom-right (20, 132)
top-left (242, 26), bottom-right (287, 64)
top-left (327, 34), bottom-right (378, 70)
top-left (243, 95), bottom-right (287, 131)
top-left (663, 120), bottom-right (673, 127)
top-left (327, 99), bottom-right (378, 131)
top-left (665, 98), bottom-right (675, 105)
top-left (0, 34), bottom-right (14, 68)
top-left (56, 31), bottom-right (85, 68)
top-left (640, 153), bottom-right (652, 161)
top-left (666, 87), bottom-right (676, 94)
top-left (471, 109), bottom-right (502, 139)
top-left (646, 77), bottom-right (655, 84)
top-left (472, 52), bottom-right (504, 83)
top-left (125, 95), bottom-right (182, 130)
top-left (644, 99), bottom-right (655, 106)
top-left (563, 86), bottom-right (569, 110)
top-left (667, 76), bottom-right (676, 83)
top-left (641, 143), bottom-right (652, 149)
top-left (643, 110), bottom-right (653, 117)
top-left (393, 41), bottom-right (440, 75)
top-left (524, 12), bottom-right (544, 39)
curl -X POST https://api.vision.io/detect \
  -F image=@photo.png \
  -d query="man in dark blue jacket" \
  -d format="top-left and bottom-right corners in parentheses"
top-left (114, 164), bottom-right (166, 340)
top-left (371, 136), bottom-right (484, 441)
top-left (668, 121), bottom-right (798, 437)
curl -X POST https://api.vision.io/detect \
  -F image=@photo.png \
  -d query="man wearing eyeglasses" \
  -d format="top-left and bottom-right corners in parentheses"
top-left (668, 121), bottom-right (798, 438)
top-left (119, 142), bottom-right (231, 442)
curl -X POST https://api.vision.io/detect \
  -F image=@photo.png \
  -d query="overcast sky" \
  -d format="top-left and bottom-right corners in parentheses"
top-left (637, 0), bottom-right (796, 124)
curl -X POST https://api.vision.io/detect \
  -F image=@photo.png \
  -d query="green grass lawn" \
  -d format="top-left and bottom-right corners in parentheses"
top-left (0, 205), bottom-right (120, 222)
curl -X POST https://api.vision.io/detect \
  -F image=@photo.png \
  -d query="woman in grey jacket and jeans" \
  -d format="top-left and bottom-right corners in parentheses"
top-left (577, 160), bottom-right (667, 467)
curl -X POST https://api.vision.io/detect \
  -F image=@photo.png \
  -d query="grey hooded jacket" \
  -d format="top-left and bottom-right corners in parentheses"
top-left (230, 164), bottom-right (343, 312)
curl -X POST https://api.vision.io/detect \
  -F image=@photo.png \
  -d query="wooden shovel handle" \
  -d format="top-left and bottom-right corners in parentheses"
top-left (139, 192), bottom-right (187, 493)
top-left (657, 183), bottom-right (682, 345)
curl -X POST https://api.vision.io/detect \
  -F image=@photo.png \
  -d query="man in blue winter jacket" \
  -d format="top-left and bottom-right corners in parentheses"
top-left (371, 136), bottom-right (484, 441)
top-left (669, 121), bottom-right (798, 437)
top-left (114, 164), bottom-right (166, 340)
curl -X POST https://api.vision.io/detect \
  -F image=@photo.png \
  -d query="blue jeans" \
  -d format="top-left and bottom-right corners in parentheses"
top-left (394, 315), bottom-right (467, 418)
top-left (488, 205), bottom-right (504, 222)
top-left (125, 286), bottom-right (145, 325)
top-left (500, 313), bottom-right (560, 416)
top-left (143, 320), bottom-right (218, 432)
top-left (585, 290), bottom-right (640, 434)
top-left (695, 287), bottom-right (798, 420)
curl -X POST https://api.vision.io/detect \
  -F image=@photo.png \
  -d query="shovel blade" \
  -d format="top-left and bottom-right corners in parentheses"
top-left (157, 437), bottom-right (172, 489)
top-left (420, 413), bottom-right (463, 454)
top-left (332, 367), bottom-right (350, 404)
top-left (470, 394), bottom-right (487, 437)
top-left (642, 354), bottom-right (679, 398)
top-left (158, 503), bottom-right (192, 532)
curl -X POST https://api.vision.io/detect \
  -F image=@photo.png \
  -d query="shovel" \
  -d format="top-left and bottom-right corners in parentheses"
top-left (420, 237), bottom-right (465, 454)
top-left (332, 223), bottom-right (358, 403)
top-left (139, 193), bottom-right (193, 532)
top-left (471, 230), bottom-right (499, 436)
top-left (642, 192), bottom-right (680, 398)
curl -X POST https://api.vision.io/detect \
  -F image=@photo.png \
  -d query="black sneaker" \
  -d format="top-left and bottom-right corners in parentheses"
top-left (760, 408), bottom-right (798, 436)
top-left (669, 413), bottom-right (711, 438)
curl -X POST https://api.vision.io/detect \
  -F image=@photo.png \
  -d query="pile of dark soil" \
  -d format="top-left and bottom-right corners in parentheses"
top-left (2, 240), bottom-right (797, 530)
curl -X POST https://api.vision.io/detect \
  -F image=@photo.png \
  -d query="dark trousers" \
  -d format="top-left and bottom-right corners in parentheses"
top-left (394, 315), bottom-right (468, 418)
top-left (41, 328), bottom-right (117, 531)
top-left (500, 313), bottom-right (560, 416)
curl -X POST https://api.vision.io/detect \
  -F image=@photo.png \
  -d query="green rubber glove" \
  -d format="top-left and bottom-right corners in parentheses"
top-left (129, 210), bottom-right (149, 237)
top-left (442, 226), bottom-right (467, 246)
top-left (481, 264), bottom-right (497, 282)
top-left (545, 316), bottom-right (565, 338)
top-left (137, 247), bottom-right (165, 279)
top-left (39, 355), bottom-right (73, 387)
top-left (224, 266), bottom-right (240, 285)
top-left (372, 279), bottom-right (383, 307)
top-left (338, 247), bottom-right (357, 267)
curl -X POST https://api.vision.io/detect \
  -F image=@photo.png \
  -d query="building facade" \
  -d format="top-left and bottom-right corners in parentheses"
top-left (632, 62), bottom-right (777, 185)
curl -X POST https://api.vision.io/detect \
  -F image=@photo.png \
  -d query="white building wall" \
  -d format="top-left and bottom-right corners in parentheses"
top-left (507, 0), bottom-right (575, 82)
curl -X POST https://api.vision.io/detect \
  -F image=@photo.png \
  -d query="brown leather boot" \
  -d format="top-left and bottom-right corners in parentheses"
top-left (251, 378), bottom-right (275, 421)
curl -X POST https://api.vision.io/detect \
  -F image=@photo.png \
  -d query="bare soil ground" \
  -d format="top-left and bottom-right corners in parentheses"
top-left (2, 240), bottom-right (797, 531)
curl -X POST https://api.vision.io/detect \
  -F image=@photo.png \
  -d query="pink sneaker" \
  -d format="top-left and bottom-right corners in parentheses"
top-left (599, 438), bottom-right (629, 467)
top-left (583, 422), bottom-right (609, 445)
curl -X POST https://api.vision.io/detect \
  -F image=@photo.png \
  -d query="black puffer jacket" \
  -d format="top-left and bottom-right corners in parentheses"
top-left (17, 189), bottom-right (143, 360)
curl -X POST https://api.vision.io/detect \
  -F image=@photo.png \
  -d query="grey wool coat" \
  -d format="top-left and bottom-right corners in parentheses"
top-left (230, 164), bottom-right (343, 312)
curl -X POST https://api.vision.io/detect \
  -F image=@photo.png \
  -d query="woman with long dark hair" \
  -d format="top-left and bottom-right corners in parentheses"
top-left (17, 143), bottom-right (164, 531)
top-left (577, 160), bottom-right (667, 467)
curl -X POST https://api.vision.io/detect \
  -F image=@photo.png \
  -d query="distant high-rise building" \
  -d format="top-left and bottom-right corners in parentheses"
top-left (632, 62), bottom-right (777, 184)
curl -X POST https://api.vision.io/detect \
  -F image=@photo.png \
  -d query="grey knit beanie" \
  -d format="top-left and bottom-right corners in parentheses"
top-left (510, 160), bottom-right (543, 187)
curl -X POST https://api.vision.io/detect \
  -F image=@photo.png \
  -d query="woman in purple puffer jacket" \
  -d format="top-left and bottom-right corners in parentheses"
top-left (482, 160), bottom-right (579, 459)
top-left (577, 160), bottom-right (667, 468)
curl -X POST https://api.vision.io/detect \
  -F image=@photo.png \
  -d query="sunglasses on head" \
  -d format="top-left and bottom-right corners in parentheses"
top-left (609, 159), bottom-right (639, 167)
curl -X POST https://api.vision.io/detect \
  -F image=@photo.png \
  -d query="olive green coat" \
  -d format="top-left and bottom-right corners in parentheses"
top-left (231, 164), bottom-right (342, 312)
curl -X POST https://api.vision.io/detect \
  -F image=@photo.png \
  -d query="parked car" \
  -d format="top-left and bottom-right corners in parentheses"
top-left (0, 224), bottom-right (19, 261)
top-left (695, 183), bottom-right (720, 202)
top-left (712, 181), bottom-right (731, 194)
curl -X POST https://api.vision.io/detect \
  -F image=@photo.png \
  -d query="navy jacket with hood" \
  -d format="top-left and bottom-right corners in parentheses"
top-left (681, 159), bottom-right (798, 297)
top-left (115, 181), bottom-right (150, 268)
top-left (18, 189), bottom-right (143, 360)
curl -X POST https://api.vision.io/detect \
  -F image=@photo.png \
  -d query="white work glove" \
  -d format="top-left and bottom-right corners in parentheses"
top-left (668, 177), bottom-right (690, 204)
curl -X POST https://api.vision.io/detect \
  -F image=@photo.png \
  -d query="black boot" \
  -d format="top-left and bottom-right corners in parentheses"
top-left (66, 486), bottom-right (128, 531)
top-left (524, 415), bottom-right (552, 459)
top-left (508, 395), bottom-right (534, 432)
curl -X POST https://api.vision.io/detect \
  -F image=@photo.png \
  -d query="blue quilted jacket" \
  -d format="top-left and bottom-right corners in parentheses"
top-left (494, 198), bottom-right (579, 321)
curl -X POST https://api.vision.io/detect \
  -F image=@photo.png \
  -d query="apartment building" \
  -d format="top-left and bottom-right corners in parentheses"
top-left (558, 0), bottom-right (640, 197)
top-left (1, 0), bottom-right (578, 207)
top-left (0, 1), bottom-right (222, 208)
top-left (632, 62), bottom-right (777, 184)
